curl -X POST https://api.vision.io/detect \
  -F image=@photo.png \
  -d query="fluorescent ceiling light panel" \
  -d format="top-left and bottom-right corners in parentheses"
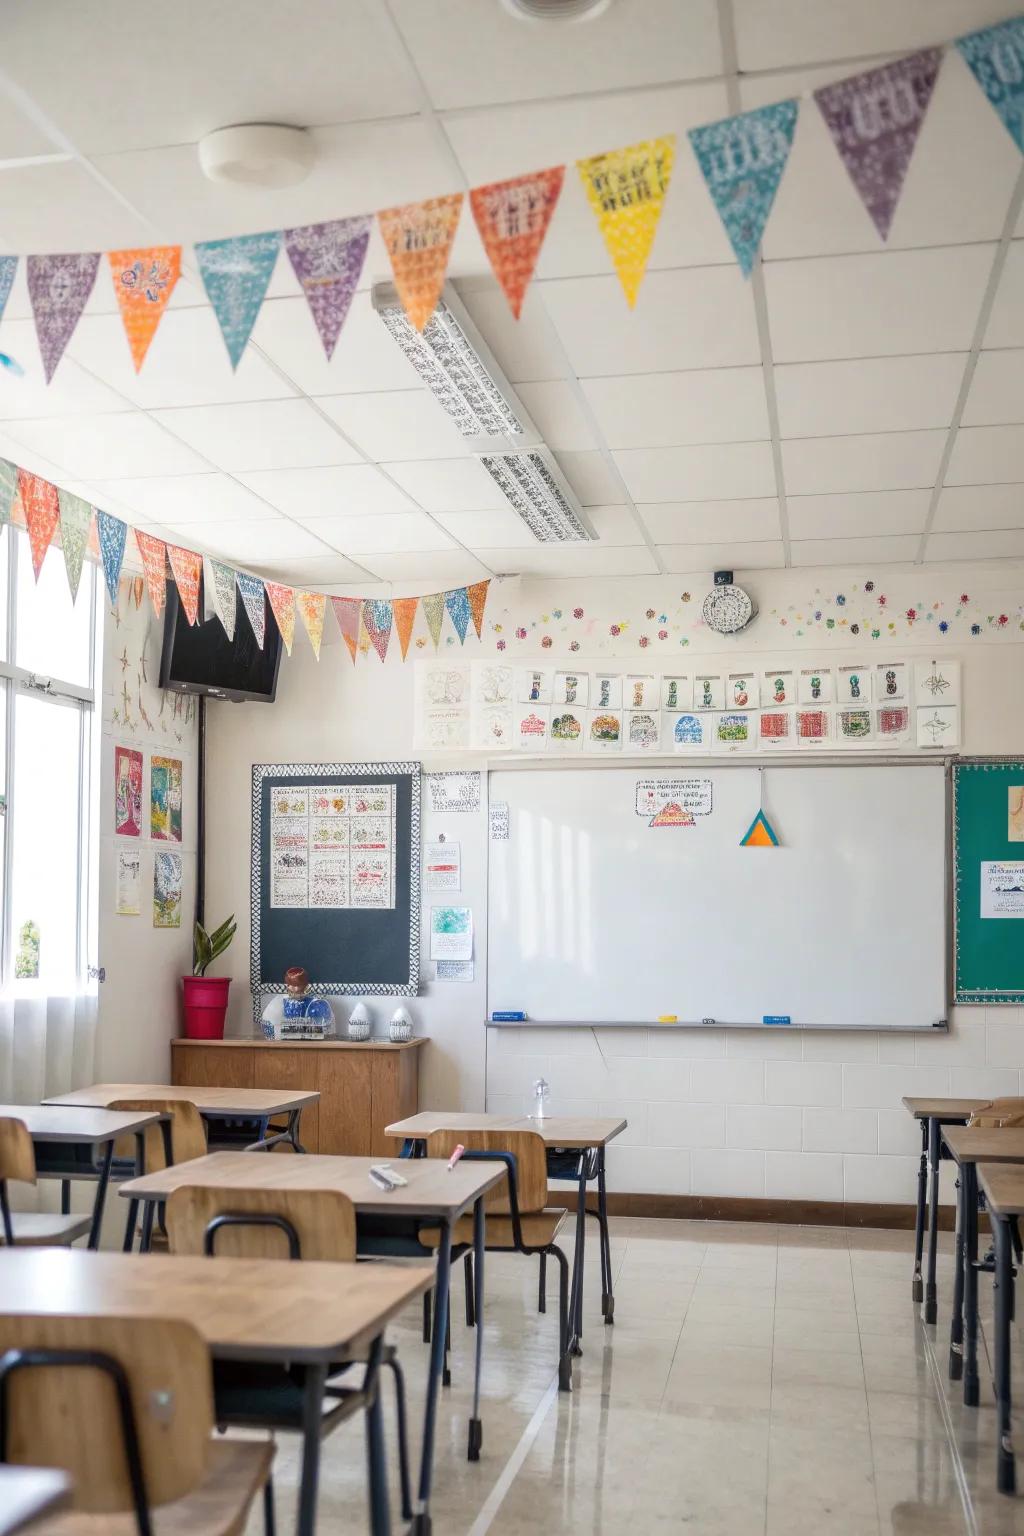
top-left (478, 448), bottom-right (593, 543)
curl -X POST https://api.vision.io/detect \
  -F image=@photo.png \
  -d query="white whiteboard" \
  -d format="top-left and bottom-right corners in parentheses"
top-left (487, 764), bottom-right (947, 1028)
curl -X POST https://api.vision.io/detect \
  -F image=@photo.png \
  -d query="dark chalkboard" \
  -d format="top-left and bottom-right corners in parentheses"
top-left (250, 761), bottom-right (420, 1015)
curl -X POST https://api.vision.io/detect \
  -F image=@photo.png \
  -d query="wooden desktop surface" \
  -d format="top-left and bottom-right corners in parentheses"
top-left (978, 1163), bottom-right (1024, 1217)
top-left (0, 1466), bottom-right (69, 1536)
top-left (119, 1150), bottom-right (507, 1218)
top-left (44, 1083), bottom-right (319, 1117)
top-left (943, 1126), bottom-right (1024, 1165)
top-left (0, 1104), bottom-right (163, 1143)
top-left (386, 1111), bottom-right (628, 1149)
top-left (0, 1248), bottom-right (433, 1365)
top-left (901, 1097), bottom-right (988, 1121)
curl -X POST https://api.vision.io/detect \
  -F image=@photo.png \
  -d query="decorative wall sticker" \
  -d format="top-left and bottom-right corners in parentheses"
top-left (740, 809), bottom-right (780, 847)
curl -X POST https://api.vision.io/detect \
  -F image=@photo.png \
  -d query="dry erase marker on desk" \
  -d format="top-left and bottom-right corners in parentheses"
top-left (763, 1015), bottom-right (792, 1026)
top-left (447, 1144), bottom-right (465, 1171)
top-left (657, 1015), bottom-right (678, 1024)
top-left (492, 1010), bottom-right (526, 1021)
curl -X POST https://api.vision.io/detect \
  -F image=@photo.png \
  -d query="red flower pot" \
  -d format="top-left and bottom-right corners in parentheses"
top-left (182, 975), bottom-right (231, 1039)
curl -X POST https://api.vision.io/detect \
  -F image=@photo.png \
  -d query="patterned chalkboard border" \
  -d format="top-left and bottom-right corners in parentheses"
top-left (953, 760), bottom-right (1024, 1005)
top-left (250, 761), bottom-right (421, 1024)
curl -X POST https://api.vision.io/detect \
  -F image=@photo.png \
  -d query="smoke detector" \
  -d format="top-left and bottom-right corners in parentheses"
top-left (702, 571), bottom-right (757, 635)
top-left (198, 124), bottom-right (315, 189)
top-left (500, 0), bottom-right (613, 20)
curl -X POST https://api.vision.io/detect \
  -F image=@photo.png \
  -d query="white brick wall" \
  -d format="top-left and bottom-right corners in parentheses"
top-left (485, 1006), bottom-right (1024, 1205)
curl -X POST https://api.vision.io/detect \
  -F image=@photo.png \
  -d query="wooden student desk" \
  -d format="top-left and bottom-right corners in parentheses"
top-left (901, 1097), bottom-right (988, 1321)
top-left (44, 1082), bottom-right (319, 1154)
top-left (0, 1103), bottom-right (166, 1250)
top-left (977, 1163), bottom-right (1024, 1496)
top-left (119, 1151), bottom-right (506, 1534)
top-left (387, 1111), bottom-right (627, 1349)
top-left (0, 1466), bottom-right (69, 1535)
top-left (0, 1246), bottom-right (430, 1536)
top-left (942, 1126), bottom-right (1024, 1412)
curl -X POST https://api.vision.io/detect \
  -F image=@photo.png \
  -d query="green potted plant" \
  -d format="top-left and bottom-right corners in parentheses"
top-left (182, 916), bottom-right (237, 1039)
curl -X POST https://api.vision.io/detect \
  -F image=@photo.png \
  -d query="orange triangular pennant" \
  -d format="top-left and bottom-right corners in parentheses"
top-left (166, 543), bottom-right (202, 625)
top-left (18, 470), bottom-right (59, 581)
top-left (466, 580), bottom-right (490, 640)
top-left (134, 530), bottom-right (168, 617)
top-left (377, 194), bottom-right (463, 331)
top-left (393, 596), bottom-right (419, 660)
top-left (470, 167), bottom-right (564, 318)
top-left (265, 581), bottom-right (296, 655)
top-left (331, 596), bottom-right (361, 662)
top-left (297, 591), bottom-right (326, 659)
top-left (108, 247), bottom-right (182, 371)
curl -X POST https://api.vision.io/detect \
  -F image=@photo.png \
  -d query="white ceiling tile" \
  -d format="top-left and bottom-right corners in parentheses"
top-left (765, 246), bottom-right (996, 363)
top-left (614, 442), bottom-right (778, 503)
top-left (385, 457), bottom-right (505, 513)
top-left (0, 161), bottom-right (151, 252)
top-left (351, 550), bottom-right (493, 585)
top-left (733, 0), bottom-right (1019, 70)
top-left (946, 425), bottom-right (1024, 486)
top-left (553, 450), bottom-right (622, 507)
top-left (986, 242), bottom-right (1024, 347)
top-left (455, 280), bottom-right (571, 384)
top-left (789, 534), bottom-right (920, 566)
top-left (0, 319), bottom-right (129, 418)
top-left (775, 356), bottom-right (965, 439)
top-left (84, 473), bottom-right (281, 525)
top-left (149, 400), bottom-right (362, 473)
top-left (782, 431), bottom-right (946, 495)
top-left (962, 350), bottom-right (1024, 427)
top-left (926, 529), bottom-right (1024, 561)
top-left (317, 391), bottom-right (473, 462)
top-left (236, 465), bottom-right (415, 519)
top-left (68, 307), bottom-right (298, 410)
top-left (304, 513), bottom-right (454, 555)
top-left (390, 0), bottom-right (721, 111)
top-left (251, 293), bottom-right (425, 399)
top-left (639, 499), bottom-right (782, 544)
top-left (160, 518), bottom-right (333, 561)
top-left (434, 508), bottom-right (540, 549)
top-left (582, 505), bottom-right (646, 546)
top-left (5, 412), bottom-right (207, 480)
top-left (479, 544), bottom-right (659, 578)
top-left (515, 382), bottom-right (596, 452)
top-left (933, 483), bottom-right (1024, 531)
top-left (542, 268), bottom-right (762, 377)
top-left (583, 368), bottom-right (770, 449)
top-left (787, 489), bottom-right (931, 540)
top-left (249, 554), bottom-right (372, 586)
top-left (659, 541), bottom-right (785, 573)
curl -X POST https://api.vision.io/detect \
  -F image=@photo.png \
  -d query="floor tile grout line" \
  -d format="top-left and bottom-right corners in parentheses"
top-left (463, 1372), bottom-right (561, 1536)
top-left (920, 1320), bottom-right (978, 1536)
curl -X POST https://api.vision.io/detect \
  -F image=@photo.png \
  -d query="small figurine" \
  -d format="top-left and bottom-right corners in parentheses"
top-left (261, 966), bottom-right (336, 1041)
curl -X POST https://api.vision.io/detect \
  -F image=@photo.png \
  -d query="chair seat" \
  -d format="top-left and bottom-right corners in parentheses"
top-left (212, 1359), bottom-right (362, 1430)
top-left (0, 1212), bottom-right (91, 1247)
top-left (418, 1207), bottom-right (568, 1250)
top-left (27, 1437), bottom-right (273, 1536)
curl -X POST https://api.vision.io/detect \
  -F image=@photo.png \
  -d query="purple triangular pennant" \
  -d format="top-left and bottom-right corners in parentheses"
top-left (815, 50), bottom-right (942, 241)
top-left (284, 217), bottom-right (371, 360)
top-left (27, 253), bottom-right (100, 382)
top-left (236, 570), bottom-right (266, 648)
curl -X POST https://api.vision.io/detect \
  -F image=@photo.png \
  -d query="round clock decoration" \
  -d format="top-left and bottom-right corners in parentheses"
top-left (702, 576), bottom-right (756, 635)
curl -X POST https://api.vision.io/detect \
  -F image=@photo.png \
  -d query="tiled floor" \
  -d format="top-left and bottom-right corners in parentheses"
top-left (244, 1217), bottom-right (1024, 1534)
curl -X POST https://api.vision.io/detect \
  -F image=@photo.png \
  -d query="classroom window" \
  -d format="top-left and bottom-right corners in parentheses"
top-left (0, 523), bottom-right (101, 992)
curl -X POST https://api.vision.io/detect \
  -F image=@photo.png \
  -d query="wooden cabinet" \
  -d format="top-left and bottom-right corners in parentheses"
top-left (170, 1038), bottom-right (426, 1155)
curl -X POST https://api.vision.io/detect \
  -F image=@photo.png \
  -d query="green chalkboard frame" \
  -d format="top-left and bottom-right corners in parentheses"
top-left (953, 760), bottom-right (1024, 1004)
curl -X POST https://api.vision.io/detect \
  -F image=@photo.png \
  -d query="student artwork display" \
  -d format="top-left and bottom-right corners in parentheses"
top-left (268, 783), bottom-right (397, 911)
top-left (424, 839), bottom-right (461, 892)
top-left (425, 771), bottom-right (481, 814)
top-left (981, 862), bottom-right (1024, 919)
top-left (114, 746), bottom-right (143, 836)
top-left (764, 671), bottom-right (794, 705)
top-left (799, 667), bottom-right (833, 704)
top-left (758, 710), bottom-right (793, 748)
top-left (150, 754), bottom-right (182, 842)
top-left (429, 905), bottom-right (473, 961)
top-left (636, 777), bottom-right (712, 820)
top-left (153, 850), bottom-right (182, 929)
top-left (116, 847), bottom-right (141, 915)
top-left (1010, 787), bottom-right (1024, 843)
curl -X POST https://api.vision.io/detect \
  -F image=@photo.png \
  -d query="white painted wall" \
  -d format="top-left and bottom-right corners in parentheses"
top-left (202, 564), bottom-right (1024, 1207)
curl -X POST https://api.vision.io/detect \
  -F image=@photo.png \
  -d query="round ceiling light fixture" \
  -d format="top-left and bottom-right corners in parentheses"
top-left (198, 123), bottom-right (315, 189)
top-left (499, 0), bottom-right (614, 21)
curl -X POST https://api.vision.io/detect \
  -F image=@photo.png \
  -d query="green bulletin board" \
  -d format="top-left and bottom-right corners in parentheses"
top-left (954, 761), bottom-right (1024, 1004)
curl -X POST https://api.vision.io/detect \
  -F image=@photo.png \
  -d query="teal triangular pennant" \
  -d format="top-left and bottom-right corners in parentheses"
top-left (689, 100), bottom-right (799, 277)
top-left (194, 232), bottom-right (281, 369)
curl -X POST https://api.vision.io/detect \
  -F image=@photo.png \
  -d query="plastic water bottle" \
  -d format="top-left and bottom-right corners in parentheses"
top-left (530, 1077), bottom-right (550, 1120)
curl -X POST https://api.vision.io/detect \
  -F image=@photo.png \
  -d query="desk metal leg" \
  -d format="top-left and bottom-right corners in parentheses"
top-left (60, 1180), bottom-right (70, 1216)
top-left (122, 1130), bottom-right (147, 1253)
top-left (413, 1225), bottom-right (451, 1536)
top-left (913, 1118), bottom-right (928, 1303)
top-left (949, 1170), bottom-right (965, 1380)
top-left (569, 1162), bottom-right (587, 1356)
top-left (925, 1116), bottom-right (941, 1325)
top-left (993, 1214), bottom-right (1017, 1495)
top-left (597, 1148), bottom-right (614, 1325)
top-left (363, 1338), bottom-right (390, 1536)
top-left (297, 1362), bottom-right (327, 1536)
top-left (469, 1197), bottom-right (485, 1463)
top-left (140, 1198), bottom-right (156, 1254)
top-left (87, 1141), bottom-right (114, 1250)
top-left (963, 1161), bottom-right (980, 1408)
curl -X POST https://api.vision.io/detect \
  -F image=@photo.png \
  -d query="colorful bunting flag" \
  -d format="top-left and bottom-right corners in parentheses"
top-left (392, 596), bottom-right (419, 660)
top-left (296, 590), bottom-right (326, 659)
top-left (577, 137), bottom-right (675, 306)
top-left (815, 51), bottom-right (941, 241)
top-left (57, 489), bottom-right (92, 601)
top-left (444, 586), bottom-right (471, 644)
top-left (957, 17), bottom-right (1024, 154)
top-left (108, 246), bottom-right (182, 370)
top-left (362, 598), bottom-right (392, 662)
top-left (377, 194), bottom-right (463, 331)
top-left (421, 591), bottom-right (446, 649)
top-left (194, 232), bottom-right (281, 369)
top-left (236, 571), bottom-right (266, 649)
top-left (96, 509), bottom-right (128, 607)
top-left (265, 582), bottom-right (295, 655)
top-left (0, 257), bottom-right (17, 330)
top-left (466, 580), bottom-right (490, 640)
top-left (209, 559), bottom-right (237, 640)
top-left (167, 544), bottom-right (202, 625)
top-left (135, 530), bottom-right (168, 617)
top-left (470, 167), bottom-right (564, 318)
top-left (284, 217), bottom-right (371, 359)
top-left (27, 253), bottom-right (100, 382)
top-left (18, 470), bottom-right (59, 580)
top-left (689, 102), bottom-right (799, 277)
top-left (0, 458), bottom-right (17, 525)
top-left (331, 596), bottom-right (360, 662)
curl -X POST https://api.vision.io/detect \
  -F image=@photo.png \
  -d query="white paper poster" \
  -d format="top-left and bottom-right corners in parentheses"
top-left (837, 665), bottom-right (871, 705)
top-left (518, 666), bottom-right (553, 704)
top-left (116, 847), bottom-right (141, 915)
top-left (635, 777), bottom-right (713, 817)
top-left (798, 667), bottom-right (832, 705)
top-left (553, 670), bottom-right (589, 708)
top-left (489, 802), bottom-right (510, 841)
top-left (669, 713), bottom-right (708, 752)
top-left (625, 674), bottom-right (657, 710)
top-left (415, 661), bottom-right (471, 749)
top-left (430, 905), bottom-right (473, 960)
top-left (661, 676), bottom-right (691, 711)
top-left (514, 706), bottom-right (549, 752)
top-left (436, 959), bottom-right (475, 982)
top-left (727, 673), bottom-right (759, 709)
top-left (426, 771), bottom-right (481, 813)
top-left (982, 862), bottom-right (1024, 918)
top-left (916, 706), bottom-right (960, 749)
top-left (763, 670), bottom-right (794, 706)
top-left (626, 710), bottom-right (661, 751)
top-left (693, 675), bottom-right (724, 712)
top-left (425, 839), bottom-right (461, 892)
top-left (470, 662), bottom-right (514, 750)
top-left (549, 707), bottom-right (585, 753)
top-left (876, 662), bottom-right (908, 703)
top-left (916, 660), bottom-right (961, 706)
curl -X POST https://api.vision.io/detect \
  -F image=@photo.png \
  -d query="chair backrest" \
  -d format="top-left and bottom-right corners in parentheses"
top-left (0, 1118), bottom-right (36, 1186)
top-left (0, 1312), bottom-right (212, 1513)
top-left (424, 1129), bottom-right (547, 1216)
top-left (968, 1096), bottom-right (1024, 1128)
top-left (165, 1184), bottom-right (357, 1262)
top-left (109, 1098), bottom-right (208, 1170)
